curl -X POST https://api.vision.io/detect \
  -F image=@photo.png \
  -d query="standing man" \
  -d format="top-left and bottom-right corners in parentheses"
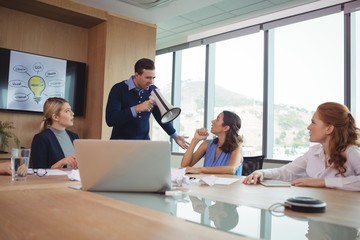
top-left (106, 58), bottom-right (189, 149)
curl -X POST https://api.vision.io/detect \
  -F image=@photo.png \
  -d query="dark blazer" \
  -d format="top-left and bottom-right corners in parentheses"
top-left (30, 128), bottom-right (79, 168)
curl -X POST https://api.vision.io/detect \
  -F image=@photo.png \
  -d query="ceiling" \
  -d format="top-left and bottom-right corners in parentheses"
top-left (70, 0), bottom-right (349, 50)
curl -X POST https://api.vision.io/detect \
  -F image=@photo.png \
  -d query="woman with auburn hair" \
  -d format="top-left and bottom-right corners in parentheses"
top-left (181, 110), bottom-right (243, 175)
top-left (30, 97), bottom-right (79, 169)
top-left (243, 102), bottom-right (360, 191)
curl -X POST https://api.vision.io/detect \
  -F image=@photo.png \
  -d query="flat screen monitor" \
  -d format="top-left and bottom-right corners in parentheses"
top-left (0, 47), bottom-right (87, 116)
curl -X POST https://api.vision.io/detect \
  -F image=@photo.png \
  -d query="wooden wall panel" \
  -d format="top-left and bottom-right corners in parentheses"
top-left (101, 14), bottom-right (156, 139)
top-left (84, 22), bottom-right (107, 139)
top-left (0, 0), bottom-right (107, 28)
top-left (0, 7), bottom-right (88, 61)
top-left (0, 2), bottom-right (157, 150)
top-left (0, 6), bottom-right (89, 150)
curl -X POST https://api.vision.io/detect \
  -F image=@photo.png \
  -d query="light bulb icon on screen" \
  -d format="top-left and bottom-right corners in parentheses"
top-left (28, 75), bottom-right (46, 104)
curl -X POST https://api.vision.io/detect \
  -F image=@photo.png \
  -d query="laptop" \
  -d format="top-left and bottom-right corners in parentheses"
top-left (74, 139), bottom-right (172, 193)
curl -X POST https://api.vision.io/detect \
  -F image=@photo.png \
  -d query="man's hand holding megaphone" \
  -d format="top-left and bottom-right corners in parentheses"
top-left (134, 99), bottom-right (155, 112)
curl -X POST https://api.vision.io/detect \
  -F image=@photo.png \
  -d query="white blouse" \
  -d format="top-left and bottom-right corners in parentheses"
top-left (259, 144), bottom-right (360, 191)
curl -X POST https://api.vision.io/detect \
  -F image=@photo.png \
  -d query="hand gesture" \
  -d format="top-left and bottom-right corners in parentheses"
top-left (174, 135), bottom-right (190, 150)
top-left (194, 128), bottom-right (209, 141)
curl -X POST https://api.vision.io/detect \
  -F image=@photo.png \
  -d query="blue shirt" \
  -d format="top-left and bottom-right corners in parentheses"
top-left (203, 140), bottom-right (242, 175)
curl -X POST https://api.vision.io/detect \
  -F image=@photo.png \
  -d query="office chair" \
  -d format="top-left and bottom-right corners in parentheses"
top-left (241, 155), bottom-right (265, 176)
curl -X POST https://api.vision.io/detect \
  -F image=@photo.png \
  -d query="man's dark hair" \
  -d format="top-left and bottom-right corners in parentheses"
top-left (134, 58), bottom-right (155, 75)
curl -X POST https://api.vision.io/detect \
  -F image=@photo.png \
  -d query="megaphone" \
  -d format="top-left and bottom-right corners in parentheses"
top-left (150, 88), bottom-right (181, 124)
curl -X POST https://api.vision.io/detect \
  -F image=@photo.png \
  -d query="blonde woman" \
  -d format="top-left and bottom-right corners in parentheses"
top-left (30, 97), bottom-right (78, 169)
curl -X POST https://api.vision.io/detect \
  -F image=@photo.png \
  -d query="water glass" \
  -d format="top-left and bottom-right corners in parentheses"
top-left (11, 148), bottom-right (31, 181)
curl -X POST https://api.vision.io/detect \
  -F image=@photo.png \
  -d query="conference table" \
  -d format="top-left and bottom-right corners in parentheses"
top-left (0, 172), bottom-right (359, 239)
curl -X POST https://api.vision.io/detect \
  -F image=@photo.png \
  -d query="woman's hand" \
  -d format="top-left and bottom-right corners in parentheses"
top-left (17, 164), bottom-right (28, 177)
top-left (185, 166), bottom-right (202, 174)
top-left (242, 170), bottom-right (264, 184)
top-left (0, 161), bottom-right (11, 175)
top-left (194, 128), bottom-right (209, 141)
top-left (62, 155), bottom-right (78, 168)
top-left (291, 178), bottom-right (325, 188)
top-left (52, 155), bottom-right (78, 169)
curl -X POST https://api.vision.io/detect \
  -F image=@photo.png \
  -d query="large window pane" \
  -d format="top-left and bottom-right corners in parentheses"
top-left (152, 47), bottom-right (206, 150)
top-left (177, 46), bottom-right (206, 153)
top-left (214, 32), bottom-right (264, 156)
top-left (271, 13), bottom-right (344, 160)
top-left (354, 11), bottom-right (360, 124)
top-left (152, 53), bottom-right (173, 141)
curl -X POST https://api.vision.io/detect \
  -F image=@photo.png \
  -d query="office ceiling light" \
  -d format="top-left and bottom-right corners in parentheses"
top-left (117, 0), bottom-right (174, 9)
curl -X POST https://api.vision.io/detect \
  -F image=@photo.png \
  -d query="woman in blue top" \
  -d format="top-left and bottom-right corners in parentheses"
top-left (181, 111), bottom-right (243, 175)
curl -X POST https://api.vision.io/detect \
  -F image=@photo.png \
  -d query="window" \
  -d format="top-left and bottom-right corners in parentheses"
top-left (175, 46), bottom-right (206, 153)
top-left (152, 46), bottom-right (206, 153)
top-left (213, 32), bottom-right (264, 156)
top-left (154, 5), bottom-right (357, 162)
top-left (354, 10), bottom-right (360, 123)
top-left (270, 13), bottom-right (344, 160)
top-left (152, 53), bottom-right (173, 141)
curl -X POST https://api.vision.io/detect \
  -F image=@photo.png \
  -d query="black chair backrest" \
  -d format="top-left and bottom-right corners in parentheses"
top-left (242, 155), bottom-right (265, 176)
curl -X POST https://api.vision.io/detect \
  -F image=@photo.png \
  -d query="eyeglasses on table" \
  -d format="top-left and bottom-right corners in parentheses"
top-left (29, 168), bottom-right (47, 177)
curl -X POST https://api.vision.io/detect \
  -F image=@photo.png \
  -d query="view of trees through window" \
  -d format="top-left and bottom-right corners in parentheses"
top-left (214, 32), bottom-right (263, 156)
top-left (152, 7), bottom-right (359, 161)
top-left (271, 12), bottom-right (344, 159)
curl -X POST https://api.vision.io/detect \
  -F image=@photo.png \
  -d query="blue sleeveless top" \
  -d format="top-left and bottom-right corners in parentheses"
top-left (203, 140), bottom-right (242, 175)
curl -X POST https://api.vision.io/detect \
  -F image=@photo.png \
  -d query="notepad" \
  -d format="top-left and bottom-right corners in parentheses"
top-left (260, 180), bottom-right (291, 187)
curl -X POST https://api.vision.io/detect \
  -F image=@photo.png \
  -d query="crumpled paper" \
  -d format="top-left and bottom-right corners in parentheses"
top-left (171, 168), bottom-right (190, 187)
top-left (67, 169), bottom-right (81, 181)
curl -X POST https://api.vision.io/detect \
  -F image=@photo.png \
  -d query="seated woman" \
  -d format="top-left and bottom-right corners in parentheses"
top-left (243, 102), bottom-right (360, 191)
top-left (31, 97), bottom-right (78, 169)
top-left (181, 110), bottom-right (243, 175)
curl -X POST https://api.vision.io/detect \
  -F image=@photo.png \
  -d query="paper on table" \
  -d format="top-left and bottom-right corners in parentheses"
top-left (260, 180), bottom-right (291, 187)
top-left (198, 175), bottom-right (239, 186)
top-left (171, 168), bottom-right (189, 187)
top-left (215, 177), bottom-right (239, 185)
top-left (67, 169), bottom-right (81, 181)
top-left (171, 168), bottom-right (186, 181)
top-left (41, 169), bottom-right (69, 176)
top-left (27, 168), bottom-right (67, 176)
top-left (199, 175), bottom-right (217, 186)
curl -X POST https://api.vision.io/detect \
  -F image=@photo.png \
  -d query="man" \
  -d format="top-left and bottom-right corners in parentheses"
top-left (105, 58), bottom-right (189, 149)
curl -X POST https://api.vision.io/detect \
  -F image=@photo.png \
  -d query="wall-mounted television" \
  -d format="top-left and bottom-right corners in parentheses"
top-left (0, 47), bottom-right (87, 116)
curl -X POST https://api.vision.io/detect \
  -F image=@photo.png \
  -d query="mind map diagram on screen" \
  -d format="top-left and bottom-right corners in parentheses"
top-left (6, 50), bottom-right (67, 112)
